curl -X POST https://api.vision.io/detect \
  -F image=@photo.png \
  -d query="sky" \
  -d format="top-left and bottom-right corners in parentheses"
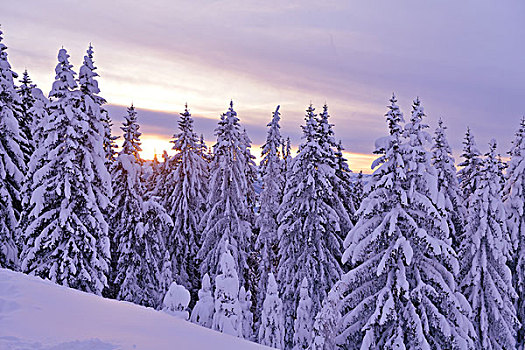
top-left (3, 0), bottom-right (525, 172)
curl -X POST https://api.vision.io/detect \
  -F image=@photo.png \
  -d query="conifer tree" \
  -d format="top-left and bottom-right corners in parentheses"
top-left (460, 139), bottom-right (517, 349)
top-left (0, 27), bottom-right (25, 269)
top-left (350, 171), bottom-right (365, 220)
top-left (431, 118), bottom-right (465, 251)
top-left (255, 105), bottom-right (284, 317)
top-left (293, 277), bottom-right (313, 350)
top-left (20, 49), bottom-right (110, 294)
top-left (190, 273), bottom-right (215, 328)
top-left (213, 245), bottom-right (242, 337)
top-left (503, 118), bottom-right (525, 345)
top-left (17, 70), bottom-right (37, 164)
top-left (332, 95), bottom-right (474, 349)
top-left (277, 105), bottom-right (343, 348)
top-left (162, 282), bottom-right (191, 320)
top-left (334, 139), bottom-right (357, 227)
top-left (198, 102), bottom-right (253, 287)
top-left (457, 128), bottom-right (483, 204)
top-left (239, 286), bottom-right (254, 340)
top-left (258, 272), bottom-right (284, 349)
top-left (161, 104), bottom-right (208, 300)
top-left (108, 105), bottom-right (166, 306)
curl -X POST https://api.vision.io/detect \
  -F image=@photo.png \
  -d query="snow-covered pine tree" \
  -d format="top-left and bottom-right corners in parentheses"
top-left (457, 127), bottom-right (483, 204)
top-left (213, 245), bottom-right (242, 337)
top-left (239, 286), bottom-right (254, 340)
top-left (0, 27), bottom-right (25, 269)
top-left (198, 101), bottom-right (253, 287)
top-left (190, 273), bottom-right (215, 328)
top-left (503, 118), bottom-right (525, 345)
top-left (108, 105), bottom-right (165, 306)
top-left (431, 118), bottom-right (465, 251)
top-left (333, 94), bottom-right (474, 349)
top-left (460, 139), bottom-right (517, 349)
top-left (310, 280), bottom-right (344, 350)
top-left (17, 70), bottom-right (37, 164)
top-left (316, 105), bottom-right (353, 236)
top-left (20, 48), bottom-right (110, 294)
top-left (350, 171), bottom-right (365, 221)
top-left (258, 272), bottom-right (284, 349)
top-left (282, 136), bottom-right (292, 175)
top-left (255, 105), bottom-right (284, 319)
top-left (277, 105), bottom-right (343, 348)
top-left (161, 104), bottom-right (208, 301)
top-left (162, 282), bottom-right (191, 320)
top-left (292, 277), bottom-right (313, 350)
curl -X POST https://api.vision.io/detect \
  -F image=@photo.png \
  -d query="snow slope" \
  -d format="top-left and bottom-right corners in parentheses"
top-left (0, 269), bottom-right (270, 350)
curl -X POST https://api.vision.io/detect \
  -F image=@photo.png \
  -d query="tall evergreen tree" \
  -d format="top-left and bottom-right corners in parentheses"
top-left (255, 105), bottom-right (284, 318)
top-left (198, 101), bottom-right (253, 287)
top-left (333, 95), bottom-right (474, 349)
top-left (460, 139), bottom-right (517, 349)
top-left (503, 118), bottom-right (525, 345)
top-left (431, 118), bottom-right (465, 251)
top-left (20, 49), bottom-right (110, 294)
top-left (0, 27), bottom-right (25, 269)
top-left (161, 104), bottom-right (208, 301)
top-left (108, 105), bottom-right (167, 306)
top-left (457, 128), bottom-right (482, 204)
top-left (277, 105), bottom-right (343, 348)
top-left (17, 70), bottom-right (37, 164)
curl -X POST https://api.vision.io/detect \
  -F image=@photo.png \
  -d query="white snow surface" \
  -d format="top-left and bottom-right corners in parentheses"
top-left (0, 268), bottom-right (270, 350)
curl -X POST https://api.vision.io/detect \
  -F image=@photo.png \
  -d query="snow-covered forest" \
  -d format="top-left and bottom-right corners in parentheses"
top-left (1, 26), bottom-right (525, 349)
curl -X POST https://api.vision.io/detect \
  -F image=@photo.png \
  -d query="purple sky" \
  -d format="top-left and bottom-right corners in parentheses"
top-left (4, 1), bottom-right (525, 171)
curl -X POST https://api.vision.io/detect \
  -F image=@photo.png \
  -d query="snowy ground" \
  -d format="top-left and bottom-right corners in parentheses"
top-left (0, 269), bottom-right (269, 350)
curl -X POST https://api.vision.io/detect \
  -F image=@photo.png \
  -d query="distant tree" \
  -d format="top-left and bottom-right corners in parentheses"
top-left (0, 27), bottom-right (25, 269)
top-left (460, 139), bottom-right (518, 349)
top-left (431, 118), bottom-right (465, 251)
top-left (17, 70), bottom-right (37, 164)
top-left (258, 272), bottom-right (284, 349)
top-left (20, 49), bottom-right (110, 294)
top-left (457, 127), bottom-right (483, 204)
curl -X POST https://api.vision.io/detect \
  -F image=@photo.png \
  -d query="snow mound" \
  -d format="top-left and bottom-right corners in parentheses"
top-left (0, 269), bottom-right (270, 350)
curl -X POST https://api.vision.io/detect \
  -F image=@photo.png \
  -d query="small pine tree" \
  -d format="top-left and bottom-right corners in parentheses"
top-left (17, 70), bottom-right (37, 164)
top-left (190, 273), bottom-right (215, 328)
top-left (293, 277), bottom-right (313, 350)
top-left (258, 272), bottom-right (284, 349)
top-left (239, 286), bottom-right (254, 340)
top-left (162, 282), bottom-right (191, 320)
top-left (460, 140), bottom-right (518, 349)
top-left (213, 245), bottom-right (242, 337)
top-left (0, 27), bottom-right (25, 269)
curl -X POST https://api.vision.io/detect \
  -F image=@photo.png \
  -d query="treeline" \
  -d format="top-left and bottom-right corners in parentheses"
top-left (1, 27), bottom-right (524, 349)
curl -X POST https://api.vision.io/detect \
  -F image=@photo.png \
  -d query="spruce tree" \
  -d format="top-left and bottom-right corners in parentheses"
top-left (431, 118), bottom-right (465, 251)
top-left (20, 49), bottom-right (110, 294)
top-left (198, 101), bottom-right (253, 287)
top-left (161, 104), bottom-right (208, 300)
top-left (190, 273), bottom-right (215, 328)
top-left (17, 70), bottom-right (37, 164)
top-left (255, 105), bottom-right (284, 318)
top-left (292, 277), bottom-right (313, 350)
top-left (460, 139), bottom-right (517, 349)
top-left (213, 245), bottom-right (242, 337)
top-left (0, 27), bottom-right (25, 269)
top-left (457, 128), bottom-right (483, 204)
top-left (333, 95), bottom-right (474, 349)
top-left (277, 105), bottom-right (343, 348)
top-left (108, 105), bottom-right (166, 306)
top-left (503, 118), bottom-right (525, 345)
top-left (258, 272), bottom-right (284, 349)
top-left (239, 286), bottom-right (254, 340)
